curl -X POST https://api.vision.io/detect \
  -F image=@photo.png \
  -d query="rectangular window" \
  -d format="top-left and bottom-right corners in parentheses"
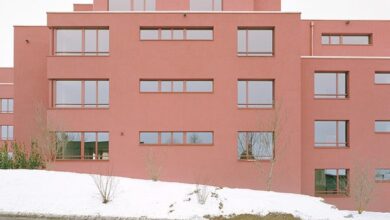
top-left (375, 73), bottom-right (390, 84)
top-left (237, 80), bottom-right (274, 108)
top-left (140, 80), bottom-right (213, 93)
top-left (314, 72), bottom-right (347, 99)
top-left (237, 28), bottom-right (274, 56)
top-left (54, 80), bottom-right (109, 108)
top-left (55, 29), bottom-right (109, 56)
top-left (140, 28), bottom-right (213, 40)
top-left (190, 0), bottom-right (222, 11)
top-left (56, 132), bottom-right (109, 160)
top-left (315, 169), bottom-right (349, 196)
top-left (237, 132), bottom-right (273, 160)
top-left (140, 131), bottom-right (213, 145)
top-left (375, 169), bottom-right (390, 181)
top-left (1, 125), bottom-right (13, 141)
top-left (1, 99), bottom-right (13, 113)
top-left (321, 34), bottom-right (371, 45)
top-left (375, 121), bottom-right (390, 133)
top-left (315, 121), bottom-right (348, 147)
top-left (109, 0), bottom-right (156, 11)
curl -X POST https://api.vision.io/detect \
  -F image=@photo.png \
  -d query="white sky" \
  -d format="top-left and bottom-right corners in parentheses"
top-left (1, 0), bottom-right (390, 67)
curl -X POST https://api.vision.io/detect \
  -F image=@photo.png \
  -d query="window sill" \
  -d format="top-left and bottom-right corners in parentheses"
top-left (238, 107), bottom-right (274, 110)
top-left (55, 159), bottom-right (109, 162)
top-left (139, 144), bottom-right (214, 147)
top-left (140, 92), bottom-right (214, 94)
top-left (314, 146), bottom-right (349, 149)
top-left (49, 107), bottom-right (110, 110)
top-left (238, 159), bottom-right (272, 162)
top-left (313, 97), bottom-right (349, 100)
top-left (0, 112), bottom-right (13, 114)
top-left (237, 54), bottom-right (274, 57)
top-left (375, 180), bottom-right (390, 183)
top-left (321, 44), bottom-right (372, 46)
top-left (374, 132), bottom-right (390, 134)
top-left (315, 193), bottom-right (349, 198)
top-left (48, 55), bottom-right (110, 58)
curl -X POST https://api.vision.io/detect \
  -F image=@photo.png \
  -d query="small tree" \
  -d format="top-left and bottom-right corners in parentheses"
top-left (91, 169), bottom-right (118, 204)
top-left (145, 149), bottom-right (162, 181)
top-left (351, 163), bottom-right (375, 214)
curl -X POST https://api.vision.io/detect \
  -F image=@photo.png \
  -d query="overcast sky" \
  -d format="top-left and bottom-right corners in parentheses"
top-left (1, 0), bottom-right (390, 67)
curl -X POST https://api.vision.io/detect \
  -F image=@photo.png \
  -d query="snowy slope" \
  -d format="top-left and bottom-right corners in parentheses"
top-left (0, 170), bottom-right (388, 220)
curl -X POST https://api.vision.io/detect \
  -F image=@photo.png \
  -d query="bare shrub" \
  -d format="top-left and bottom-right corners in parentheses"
top-left (145, 149), bottom-right (162, 181)
top-left (91, 170), bottom-right (118, 204)
top-left (195, 184), bottom-right (211, 205)
top-left (351, 163), bottom-right (375, 214)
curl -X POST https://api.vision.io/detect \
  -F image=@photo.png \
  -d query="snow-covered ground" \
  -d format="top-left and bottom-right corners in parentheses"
top-left (0, 170), bottom-right (388, 220)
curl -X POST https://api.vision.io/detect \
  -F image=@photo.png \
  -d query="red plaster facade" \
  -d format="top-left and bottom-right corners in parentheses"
top-left (1, 0), bottom-right (389, 212)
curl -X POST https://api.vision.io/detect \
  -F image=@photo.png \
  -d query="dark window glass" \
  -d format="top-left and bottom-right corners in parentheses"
top-left (314, 73), bottom-right (347, 99)
top-left (238, 80), bottom-right (273, 108)
top-left (315, 121), bottom-right (347, 147)
top-left (238, 29), bottom-right (273, 56)
top-left (237, 132), bottom-right (273, 160)
top-left (375, 73), bottom-right (390, 84)
top-left (315, 169), bottom-right (349, 195)
top-left (140, 132), bottom-right (158, 144)
top-left (98, 132), bottom-right (109, 160)
top-left (375, 121), bottom-right (390, 132)
top-left (186, 132), bottom-right (213, 144)
top-left (57, 132), bottom-right (81, 160)
top-left (375, 169), bottom-right (390, 181)
top-left (84, 132), bottom-right (96, 160)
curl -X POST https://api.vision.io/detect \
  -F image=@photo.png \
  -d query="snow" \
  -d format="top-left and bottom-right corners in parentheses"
top-left (0, 170), bottom-right (389, 220)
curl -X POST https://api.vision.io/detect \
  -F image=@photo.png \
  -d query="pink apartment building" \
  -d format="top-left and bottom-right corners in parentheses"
top-left (1, 0), bottom-right (390, 212)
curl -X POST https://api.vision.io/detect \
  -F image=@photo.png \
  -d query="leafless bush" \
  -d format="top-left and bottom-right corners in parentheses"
top-left (351, 163), bottom-right (375, 214)
top-left (91, 171), bottom-right (118, 204)
top-left (195, 184), bottom-right (210, 205)
top-left (145, 150), bottom-right (162, 181)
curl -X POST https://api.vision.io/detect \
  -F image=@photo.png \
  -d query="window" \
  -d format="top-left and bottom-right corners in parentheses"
top-left (109, 0), bottom-right (156, 11)
top-left (314, 72), bottom-right (347, 99)
top-left (54, 80), bottom-right (109, 108)
top-left (237, 80), bottom-right (274, 108)
top-left (56, 132), bottom-right (109, 160)
top-left (237, 132), bottom-right (273, 160)
top-left (315, 121), bottom-right (348, 147)
top-left (140, 28), bottom-right (213, 40)
top-left (55, 29), bottom-right (109, 56)
top-left (140, 131), bottom-right (213, 145)
top-left (375, 169), bottom-right (390, 181)
top-left (1, 125), bottom-right (13, 141)
top-left (190, 0), bottom-right (222, 11)
top-left (315, 169), bottom-right (349, 196)
top-left (237, 28), bottom-right (274, 56)
top-left (140, 80), bottom-right (213, 93)
top-left (375, 121), bottom-right (390, 133)
top-left (1, 99), bottom-right (13, 113)
top-left (321, 34), bottom-right (371, 45)
top-left (375, 73), bottom-right (390, 84)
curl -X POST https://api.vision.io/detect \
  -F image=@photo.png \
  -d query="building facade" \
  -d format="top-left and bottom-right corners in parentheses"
top-left (0, 0), bottom-right (389, 211)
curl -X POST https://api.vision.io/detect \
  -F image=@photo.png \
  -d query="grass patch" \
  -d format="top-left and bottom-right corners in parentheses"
top-left (205, 213), bottom-right (301, 220)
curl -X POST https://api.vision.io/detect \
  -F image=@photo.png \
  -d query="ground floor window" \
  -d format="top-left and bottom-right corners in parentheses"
top-left (315, 169), bottom-right (349, 196)
top-left (56, 132), bottom-right (109, 160)
top-left (237, 132), bottom-right (274, 160)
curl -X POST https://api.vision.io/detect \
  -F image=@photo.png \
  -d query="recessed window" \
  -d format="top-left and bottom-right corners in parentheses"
top-left (54, 80), bottom-right (109, 108)
top-left (321, 34), bottom-right (371, 45)
top-left (140, 131), bottom-right (213, 145)
top-left (314, 72), bottom-right (347, 99)
top-left (237, 80), bottom-right (274, 108)
top-left (140, 28), bottom-right (213, 40)
top-left (237, 28), bottom-right (274, 56)
top-left (140, 80), bottom-right (213, 93)
top-left (56, 132), bottom-right (109, 160)
top-left (375, 169), bottom-right (390, 181)
top-left (375, 73), bottom-right (390, 84)
top-left (109, 0), bottom-right (156, 11)
top-left (315, 121), bottom-right (348, 147)
top-left (1, 99), bottom-right (13, 113)
top-left (237, 132), bottom-right (273, 160)
top-left (315, 169), bottom-right (349, 196)
top-left (1, 125), bottom-right (13, 141)
top-left (375, 121), bottom-right (390, 133)
top-left (55, 29), bottom-right (109, 56)
top-left (190, 0), bottom-right (222, 11)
